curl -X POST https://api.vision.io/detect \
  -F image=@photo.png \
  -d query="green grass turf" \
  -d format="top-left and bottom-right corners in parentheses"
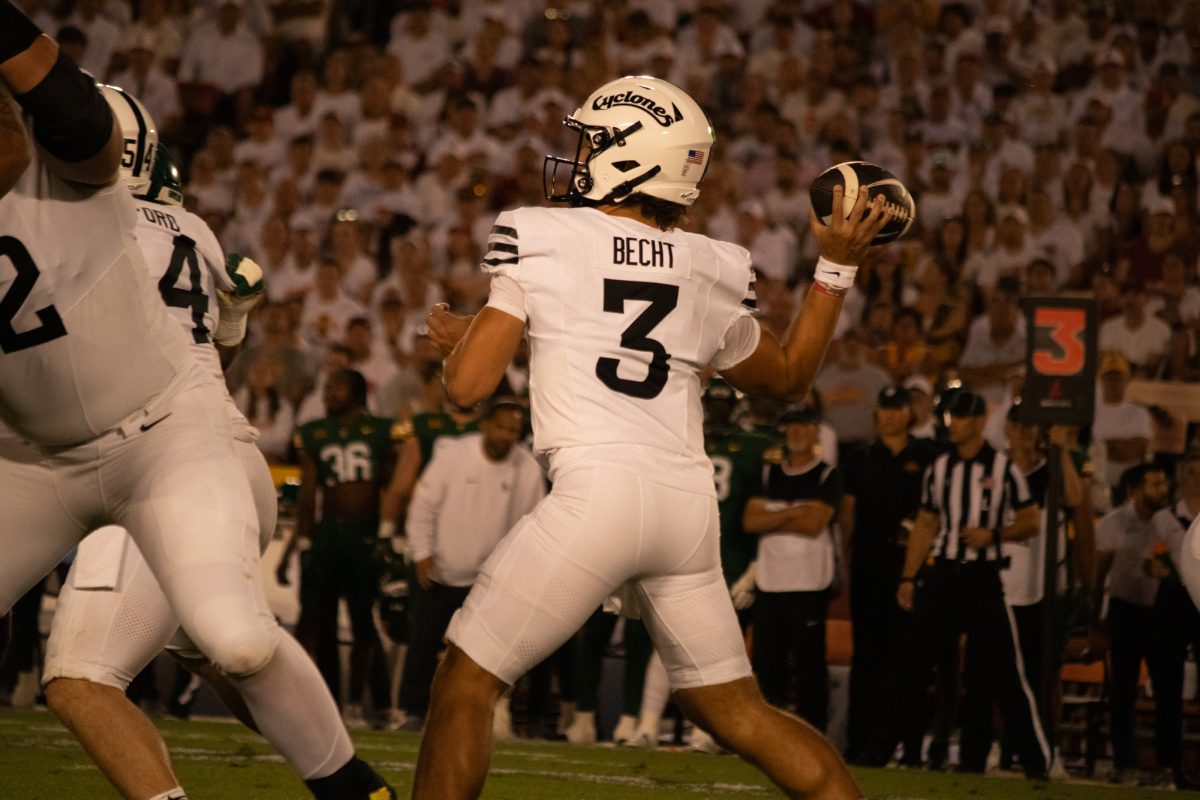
top-left (0, 708), bottom-right (1188, 799)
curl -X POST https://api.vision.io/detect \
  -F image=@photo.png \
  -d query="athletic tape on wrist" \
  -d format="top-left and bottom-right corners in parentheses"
top-left (813, 256), bottom-right (858, 293)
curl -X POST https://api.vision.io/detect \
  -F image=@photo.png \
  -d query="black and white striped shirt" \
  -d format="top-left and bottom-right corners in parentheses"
top-left (921, 442), bottom-right (1033, 562)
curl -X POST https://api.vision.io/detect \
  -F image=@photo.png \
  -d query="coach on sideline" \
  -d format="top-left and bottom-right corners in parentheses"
top-left (396, 396), bottom-right (545, 731)
top-left (865, 391), bottom-right (1049, 778)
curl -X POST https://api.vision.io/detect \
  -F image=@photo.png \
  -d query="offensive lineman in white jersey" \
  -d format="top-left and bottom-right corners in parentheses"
top-left (39, 85), bottom-right (275, 799)
top-left (414, 76), bottom-right (891, 800)
top-left (0, 13), bottom-right (395, 800)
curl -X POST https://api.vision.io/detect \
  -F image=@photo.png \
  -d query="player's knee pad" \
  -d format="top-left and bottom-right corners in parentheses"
top-left (207, 625), bottom-right (280, 678)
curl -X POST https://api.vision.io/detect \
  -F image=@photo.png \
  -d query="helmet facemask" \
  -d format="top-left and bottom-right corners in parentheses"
top-left (543, 116), bottom-right (661, 206)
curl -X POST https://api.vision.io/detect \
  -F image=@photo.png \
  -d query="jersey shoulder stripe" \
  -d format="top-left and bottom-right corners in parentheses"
top-left (483, 217), bottom-right (521, 271)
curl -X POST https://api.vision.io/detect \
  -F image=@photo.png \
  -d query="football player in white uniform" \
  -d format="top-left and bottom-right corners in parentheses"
top-left (40, 84), bottom-right (273, 798)
top-left (0, 13), bottom-right (394, 800)
top-left (414, 76), bottom-right (891, 800)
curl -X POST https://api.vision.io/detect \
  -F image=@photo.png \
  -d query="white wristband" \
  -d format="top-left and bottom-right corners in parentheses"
top-left (378, 520), bottom-right (397, 539)
top-left (813, 256), bottom-right (859, 293)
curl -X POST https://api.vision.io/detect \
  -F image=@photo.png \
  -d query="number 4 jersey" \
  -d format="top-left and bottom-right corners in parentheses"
top-left (131, 197), bottom-right (256, 441)
top-left (0, 154), bottom-right (192, 446)
top-left (483, 206), bottom-right (760, 493)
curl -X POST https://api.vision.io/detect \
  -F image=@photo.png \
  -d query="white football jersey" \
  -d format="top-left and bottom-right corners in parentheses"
top-left (483, 206), bottom-right (757, 490)
top-left (131, 198), bottom-right (256, 440)
top-left (0, 154), bottom-right (192, 446)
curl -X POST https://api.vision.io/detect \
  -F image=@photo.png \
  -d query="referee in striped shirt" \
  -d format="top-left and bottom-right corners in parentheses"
top-left (874, 391), bottom-right (1050, 777)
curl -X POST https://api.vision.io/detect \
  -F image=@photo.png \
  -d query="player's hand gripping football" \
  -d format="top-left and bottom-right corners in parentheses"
top-left (807, 185), bottom-right (894, 267)
top-left (427, 303), bottom-right (473, 355)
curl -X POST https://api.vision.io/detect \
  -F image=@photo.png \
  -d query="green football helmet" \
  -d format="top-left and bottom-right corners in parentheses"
top-left (141, 143), bottom-right (184, 207)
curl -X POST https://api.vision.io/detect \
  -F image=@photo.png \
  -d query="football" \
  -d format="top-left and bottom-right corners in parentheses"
top-left (809, 161), bottom-right (916, 245)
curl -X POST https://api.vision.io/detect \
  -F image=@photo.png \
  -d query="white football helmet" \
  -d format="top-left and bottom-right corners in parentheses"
top-left (99, 84), bottom-right (158, 196)
top-left (544, 75), bottom-right (714, 207)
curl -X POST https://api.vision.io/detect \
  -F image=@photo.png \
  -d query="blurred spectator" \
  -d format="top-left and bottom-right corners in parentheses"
top-left (300, 260), bottom-right (368, 351)
top-left (876, 306), bottom-right (931, 383)
top-left (1093, 352), bottom-right (1153, 497)
top-left (275, 71), bottom-right (322, 144)
top-left (386, 3), bottom-right (452, 90)
top-left (1124, 195), bottom-right (1180, 284)
top-left (1099, 283), bottom-right (1173, 377)
top-left (269, 218), bottom-right (320, 301)
top-left (1028, 186), bottom-right (1085, 288)
top-left (343, 316), bottom-right (397, 395)
top-left (233, 354), bottom-right (296, 460)
top-left (816, 328), bottom-right (892, 461)
top-left (397, 398), bottom-right (544, 732)
top-left (1147, 250), bottom-right (1200, 328)
top-left (177, 0), bottom-right (264, 123)
top-left (109, 32), bottom-right (181, 135)
top-left (227, 300), bottom-right (313, 404)
top-left (121, 0), bottom-right (183, 70)
top-left (65, 0), bottom-right (119, 78)
top-left (959, 276), bottom-right (1026, 406)
top-left (744, 404), bottom-right (842, 732)
top-left (903, 375), bottom-right (937, 440)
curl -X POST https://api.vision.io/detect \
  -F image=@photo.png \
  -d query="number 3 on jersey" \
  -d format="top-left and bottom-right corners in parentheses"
top-left (0, 236), bottom-right (68, 354)
top-left (596, 278), bottom-right (679, 399)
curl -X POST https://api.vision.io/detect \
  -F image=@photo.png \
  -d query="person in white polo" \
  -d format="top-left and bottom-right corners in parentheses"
top-left (397, 396), bottom-right (545, 731)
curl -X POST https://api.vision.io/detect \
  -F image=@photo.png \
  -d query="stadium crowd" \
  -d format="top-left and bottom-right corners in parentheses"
top-left (5, 0), bottom-right (1200, 789)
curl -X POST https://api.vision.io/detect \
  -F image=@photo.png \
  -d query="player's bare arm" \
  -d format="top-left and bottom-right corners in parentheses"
top-left (896, 508), bottom-right (939, 611)
top-left (0, 8), bottom-right (122, 187)
top-left (719, 186), bottom-right (893, 401)
top-left (379, 435), bottom-right (421, 541)
top-left (432, 305), bottom-right (525, 408)
top-left (0, 85), bottom-right (28, 196)
top-left (276, 450), bottom-right (318, 586)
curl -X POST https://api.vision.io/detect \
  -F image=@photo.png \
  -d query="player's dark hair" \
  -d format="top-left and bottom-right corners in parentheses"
top-left (331, 368), bottom-right (369, 408)
top-left (625, 193), bottom-right (688, 231)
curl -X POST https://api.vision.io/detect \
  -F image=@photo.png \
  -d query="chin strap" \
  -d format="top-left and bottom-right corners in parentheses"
top-left (600, 165), bottom-right (662, 205)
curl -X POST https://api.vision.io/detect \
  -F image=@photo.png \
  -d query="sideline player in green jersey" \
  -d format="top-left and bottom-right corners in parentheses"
top-left (278, 369), bottom-right (402, 727)
top-left (704, 379), bottom-right (778, 606)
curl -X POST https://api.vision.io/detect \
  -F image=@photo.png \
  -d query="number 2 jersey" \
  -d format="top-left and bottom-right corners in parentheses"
top-left (0, 153), bottom-right (192, 446)
top-left (483, 206), bottom-right (760, 493)
top-left (130, 197), bottom-right (254, 440)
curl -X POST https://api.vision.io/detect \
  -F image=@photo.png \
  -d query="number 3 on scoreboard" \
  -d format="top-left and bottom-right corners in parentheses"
top-left (1032, 307), bottom-right (1086, 377)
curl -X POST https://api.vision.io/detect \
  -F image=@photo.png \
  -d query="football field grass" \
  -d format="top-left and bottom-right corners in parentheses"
top-left (0, 708), bottom-right (1188, 799)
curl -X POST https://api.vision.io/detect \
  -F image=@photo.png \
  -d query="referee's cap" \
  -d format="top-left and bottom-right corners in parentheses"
top-left (778, 403), bottom-right (821, 426)
top-left (946, 391), bottom-right (987, 418)
top-left (878, 386), bottom-right (912, 409)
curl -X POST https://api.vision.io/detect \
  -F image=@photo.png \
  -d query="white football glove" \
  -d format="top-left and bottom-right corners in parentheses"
top-left (730, 562), bottom-right (757, 610)
top-left (214, 254), bottom-right (265, 346)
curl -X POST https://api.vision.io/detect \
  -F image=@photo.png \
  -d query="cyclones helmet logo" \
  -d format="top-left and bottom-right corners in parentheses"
top-left (591, 91), bottom-right (685, 127)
